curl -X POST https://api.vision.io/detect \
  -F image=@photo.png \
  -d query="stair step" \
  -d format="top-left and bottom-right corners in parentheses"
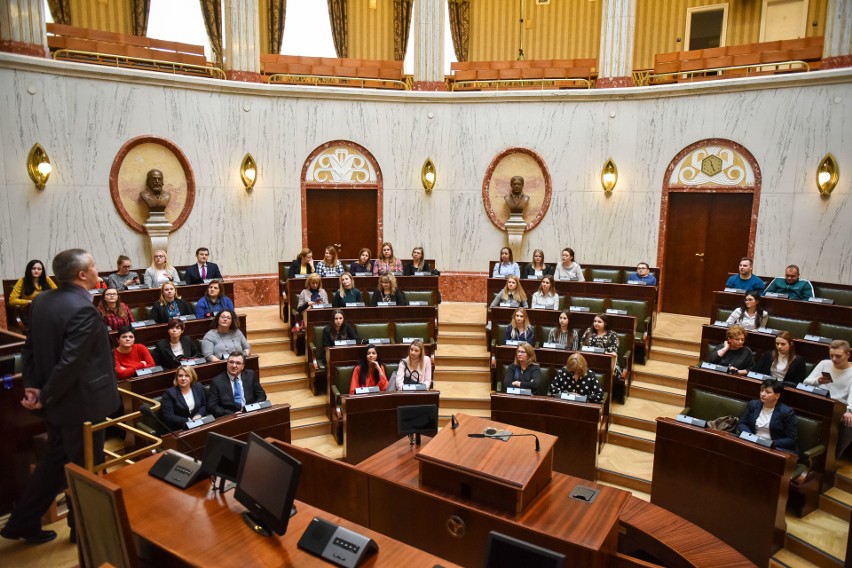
top-left (772, 547), bottom-right (825, 568)
top-left (615, 396), bottom-right (683, 424)
top-left (439, 408), bottom-right (490, 423)
top-left (598, 444), bottom-right (653, 488)
top-left (650, 346), bottom-right (700, 366)
top-left (597, 480), bottom-right (651, 502)
top-left (290, 434), bottom-right (344, 460)
top-left (292, 421), bottom-right (333, 440)
top-left (440, 332), bottom-right (486, 346)
top-left (629, 381), bottom-right (686, 406)
top-left (596, 468), bottom-right (653, 495)
top-left (784, 528), bottom-right (846, 568)
top-left (820, 487), bottom-right (852, 520)
top-left (652, 336), bottom-right (700, 353)
top-left (435, 354), bottom-right (491, 368)
top-left (247, 328), bottom-right (289, 341)
top-left (251, 337), bottom-right (289, 353)
top-left (263, 376), bottom-right (309, 392)
top-left (439, 322), bottom-right (485, 335)
top-left (434, 368), bottom-right (492, 384)
top-left (611, 413), bottom-right (657, 433)
top-left (437, 382), bottom-right (492, 411)
top-left (608, 424), bottom-right (656, 453)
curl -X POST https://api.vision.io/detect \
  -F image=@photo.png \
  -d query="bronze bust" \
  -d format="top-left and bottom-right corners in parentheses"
top-left (504, 175), bottom-right (530, 215)
top-left (140, 169), bottom-right (171, 213)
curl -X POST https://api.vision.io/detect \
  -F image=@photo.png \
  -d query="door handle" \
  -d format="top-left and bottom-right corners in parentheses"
top-left (695, 253), bottom-right (705, 258)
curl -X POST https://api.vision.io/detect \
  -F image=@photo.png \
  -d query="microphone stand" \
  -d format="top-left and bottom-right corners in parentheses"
top-left (468, 432), bottom-right (540, 451)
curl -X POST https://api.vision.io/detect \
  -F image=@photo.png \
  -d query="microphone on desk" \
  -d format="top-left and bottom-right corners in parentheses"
top-left (139, 404), bottom-right (206, 489)
top-left (468, 432), bottom-right (541, 452)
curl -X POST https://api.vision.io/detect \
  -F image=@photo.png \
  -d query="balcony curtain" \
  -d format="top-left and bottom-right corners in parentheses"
top-left (199, 0), bottom-right (224, 66)
top-left (268, 0), bottom-right (286, 54)
top-left (131, 0), bottom-right (150, 37)
top-left (46, 0), bottom-right (72, 25)
top-left (447, 0), bottom-right (469, 62)
top-left (327, 0), bottom-right (348, 58)
top-left (393, 0), bottom-right (412, 61)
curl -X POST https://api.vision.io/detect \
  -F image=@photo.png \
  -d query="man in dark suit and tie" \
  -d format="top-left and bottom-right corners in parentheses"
top-left (184, 247), bottom-right (223, 285)
top-left (208, 352), bottom-right (266, 417)
top-left (1, 249), bottom-right (120, 544)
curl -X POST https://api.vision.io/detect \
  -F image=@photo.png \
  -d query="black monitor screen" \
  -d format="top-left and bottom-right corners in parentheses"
top-left (397, 404), bottom-right (438, 435)
top-left (200, 432), bottom-right (246, 482)
top-left (485, 531), bottom-right (566, 568)
top-left (234, 433), bottom-right (302, 536)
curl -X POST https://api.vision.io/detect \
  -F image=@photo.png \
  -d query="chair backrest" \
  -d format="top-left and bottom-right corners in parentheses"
top-left (687, 389), bottom-right (749, 421)
top-left (589, 268), bottom-right (624, 283)
top-left (610, 299), bottom-right (648, 332)
top-left (813, 286), bottom-right (852, 306)
top-left (384, 362), bottom-right (399, 380)
top-left (569, 297), bottom-right (606, 313)
top-left (64, 463), bottom-right (138, 568)
top-left (493, 323), bottom-right (509, 347)
top-left (312, 325), bottom-right (325, 350)
top-left (334, 365), bottom-right (356, 396)
top-left (766, 316), bottom-right (812, 339)
top-left (403, 290), bottom-right (434, 305)
top-left (538, 366), bottom-right (553, 395)
top-left (818, 322), bottom-right (852, 343)
top-left (614, 331), bottom-right (630, 363)
top-left (536, 325), bottom-right (555, 346)
top-left (354, 322), bottom-right (390, 342)
top-left (715, 307), bottom-right (734, 322)
top-left (394, 321), bottom-right (433, 343)
top-left (797, 415), bottom-right (822, 454)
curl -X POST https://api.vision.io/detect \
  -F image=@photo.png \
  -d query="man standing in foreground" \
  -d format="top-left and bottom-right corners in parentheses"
top-left (1, 249), bottom-right (120, 544)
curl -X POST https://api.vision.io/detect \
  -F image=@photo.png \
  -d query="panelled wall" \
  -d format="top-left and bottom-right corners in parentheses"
top-left (69, 0), bottom-right (132, 34)
top-left (0, 55), bottom-right (849, 285)
top-left (349, 0), bottom-right (395, 61)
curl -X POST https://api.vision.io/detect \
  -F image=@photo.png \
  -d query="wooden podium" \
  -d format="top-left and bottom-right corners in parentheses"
top-left (414, 414), bottom-right (557, 513)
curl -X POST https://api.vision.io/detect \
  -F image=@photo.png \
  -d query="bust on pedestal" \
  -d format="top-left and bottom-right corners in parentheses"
top-left (504, 176), bottom-right (529, 259)
top-left (140, 169), bottom-right (173, 254)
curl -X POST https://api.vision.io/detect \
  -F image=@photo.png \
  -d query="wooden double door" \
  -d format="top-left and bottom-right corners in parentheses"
top-left (305, 188), bottom-right (378, 261)
top-left (662, 192), bottom-right (753, 316)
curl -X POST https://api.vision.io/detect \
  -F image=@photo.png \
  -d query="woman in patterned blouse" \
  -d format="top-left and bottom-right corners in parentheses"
top-left (373, 242), bottom-right (403, 275)
top-left (547, 310), bottom-right (579, 350)
top-left (316, 245), bottom-right (345, 277)
top-left (548, 353), bottom-right (604, 402)
top-left (97, 287), bottom-right (134, 330)
top-left (581, 313), bottom-right (623, 383)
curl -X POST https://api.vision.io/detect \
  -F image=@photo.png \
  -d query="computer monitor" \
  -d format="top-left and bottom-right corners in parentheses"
top-left (234, 433), bottom-right (302, 537)
top-left (484, 531), bottom-right (566, 568)
top-left (200, 433), bottom-right (246, 492)
top-left (397, 404), bottom-right (438, 445)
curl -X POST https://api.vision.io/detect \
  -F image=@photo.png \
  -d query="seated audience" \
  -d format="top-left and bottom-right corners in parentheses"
top-left (490, 275), bottom-right (528, 308)
top-left (530, 275), bottom-right (559, 310)
top-left (370, 273), bottom-right (408, 306)
top-left (297, 273), bottom-right (329, 314)
top-left (208, 352), bottom-right (266, 417)
top-left (202, 309), bottom-right (250, 362)
top-left (504, 343), bottom-right (541, 394)
top-left (708, 324), bottom-right (755, 374)
top-left (151, 282), bottom-right (193, 324)
top-left (143, 249), bottom-right (180, 289)
top-left (97, 287), bottom-right (134, 330)
top-left (803, 340), bottom-right (852, 457)
top-left (404, 246), bottom-right (432, 275)
top-left (373, 242), bottom-right (403, 275)
top-left (524, 248), bottom-right (553, 279)
top-left (725, 292), bottom-right (769, 330)
top-left (505, 307), bottom-right (535, 344)
top-left (750, 331), bottom-right (807, 385)
top-left (724, 257), bottom-right (765, 294)
top-left (154, 319), bottom-right (203, 369)
top-left (350, 248), bottom-right (374, 275)
top-left (316, 245), bottom-right (345, 277)
top-left (287, 248), bottom-right (315, 278)
top-left (581, 313), bottom-right (623, 383)
top-left (548, 353), bottom-right (604, 402)
top-left (553, 247), bottom-right (584, 281)
top-left (492, 247), bottom-right (520, 278)
top-left (113, 326), bottom-right (155, 380)
top-left (627, 262), bottom-right (657, 285)
top-left (106, 255), bottom-right (140, 290)
top-left (394, 339), bottom-right (432, 390)
top-left (320, 309), bottom-right (359, 365)
top-left (184, 247), bottom-right (223, 285)
top-left (195, 279), bottom-right (235, 318)
top-left (547, 310), bottom-right (580, 350)
top-left (763, 264), bottom-right (814, 301)
top-left (332, 272), bottom-right (363, 307)
top-left (160, 366), bottom-right (208, 430)
top-left (736, 379), bottom-right (798, 452)
top-left (8, 259), bottom-right (57, 315)
top-left (350, 344), bottom-right (389, 394)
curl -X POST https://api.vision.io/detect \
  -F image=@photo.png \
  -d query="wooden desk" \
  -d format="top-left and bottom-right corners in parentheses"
top-left (490, 393), bottom-right (600, 481)
top-left (107, 313), bottom-right (247, 347)
top-left (92, 281), bottom-right (236, 310)
top-left (652, 417), bottom-right (796, 566)
top-left (0, 329), bottom-right (25, 357)
top-left (700, 323), bottom-right (830, 364)
top-left (103, 455), bottom-right (459, 567)
top-left (342, 390), bottom-right (440, 465)
top-left (487, 261), bottom-right (661, 286)
top-left (710, 291), bottom-right (852, 331)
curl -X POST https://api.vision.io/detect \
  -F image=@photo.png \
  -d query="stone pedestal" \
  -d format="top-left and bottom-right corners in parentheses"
top-left (505, 214), bottom-right (527, 261)
top-left (144, 212), bottom-right (172, 256)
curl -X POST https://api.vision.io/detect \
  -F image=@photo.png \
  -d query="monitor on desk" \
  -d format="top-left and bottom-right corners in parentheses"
top-left (485, 531), bottom-right (565, 568)
top-left (201, 433), bottom-right (246, 491)
top-left (397, 404), bottom-right (438, 435)
top-left (234, 433), bottom-right (302, 537)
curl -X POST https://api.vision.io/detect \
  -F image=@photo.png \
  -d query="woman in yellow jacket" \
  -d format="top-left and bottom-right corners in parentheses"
top-left (9, 259), bottom-right (57, 325)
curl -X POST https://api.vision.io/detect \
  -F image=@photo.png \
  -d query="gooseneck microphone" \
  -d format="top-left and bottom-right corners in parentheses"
top-left (468, 431), bottom-right (541, 452)
top-left (451, 414), bottom-right (460, 430)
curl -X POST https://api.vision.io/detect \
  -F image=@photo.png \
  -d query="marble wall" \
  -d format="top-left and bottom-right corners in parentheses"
top-left (0, 54), bottom-right (849, 287)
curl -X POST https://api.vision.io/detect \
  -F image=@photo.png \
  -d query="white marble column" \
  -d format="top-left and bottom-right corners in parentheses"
top-left (0, 0), bottom-right (48, 57)
top-left (596, 0), bottom-right (636, 88)
top-left (413, 0), bottom-right (446, 90)
top-left (223, 0), bottom-right (262, 82)
top-left (823, 0), bottom-right (852, 69)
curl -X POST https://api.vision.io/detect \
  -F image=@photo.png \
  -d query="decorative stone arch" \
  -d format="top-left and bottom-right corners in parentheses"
top-left (300, 140), bottom-right (384, 249)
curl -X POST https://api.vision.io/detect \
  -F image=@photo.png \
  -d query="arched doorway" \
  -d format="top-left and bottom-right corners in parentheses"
top-left (658, 139), bottom-right (761, 316)
top-left (301, 141), bottom-right (383, 260)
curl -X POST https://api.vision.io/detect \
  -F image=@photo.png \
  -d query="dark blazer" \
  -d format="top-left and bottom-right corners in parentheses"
top-left (523, 263), bottom-right (554, 279)
top-left (23, 284), bottom-right (120, 425)
top-left (370, 288), bottom-right (408, 307)
top-left (750, 352), bottom-right (807, 385)
top-left (287, 258), bottom-right (315, 278)
top-left (321, 323), bottom-right (359, 364)
top-left (737, 400), bottom-right (798, 451)
top-left (184, 262), bottom-right (223, 285)
top-left (153, 337), bottom-right (202, 369)
top-left (403, 261), bottom-right (432, 276)
top-left (504, 363), bottom-right (542, 394)
top-left (150, 298), bottom-right (193, 324)
top-left (207, 369), bottom-right (266, 417)
top-left (160, 382), bottom-right (207, 431)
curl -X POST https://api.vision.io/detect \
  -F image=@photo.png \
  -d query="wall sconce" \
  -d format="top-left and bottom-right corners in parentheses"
top-left (421, 158), bottom-right (436, 193)
top-left (816, 153), bottom-right (839, 198)
top-left (240, 153), bottom-right (257, 192)
top-left (601, 158), bottom-right (617, 196)
top-left (27, 143), bottom-right (52, 190)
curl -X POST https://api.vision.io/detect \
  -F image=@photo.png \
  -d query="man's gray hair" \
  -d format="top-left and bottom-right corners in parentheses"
top-left (52, 249), bottom-right (91, 283)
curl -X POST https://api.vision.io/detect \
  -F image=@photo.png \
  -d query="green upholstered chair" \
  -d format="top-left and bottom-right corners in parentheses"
top-left (308, 325), bottom-right (328, 395)
top-left (536, 325), bottom-right (556, 347)
top-left (766, 316), bottom-right (813, 339)
top-left (331, 365), bottom-right (356, 444)
top-left (394, 321), bottom-right (434, 343)
top-left (610, 299), bottom-right (651, 364)
top-left (589, 268), bottom-right (624, 283)
top-left (557, 296), bottom-right (568, 310)
top-left (491, 323), bottom-right (509, 350)
top-left (176, 268), bottom-right (187, 281)
top-left (682, 389), bottom-right (748, 422)
top-left (131, 306), bottom-right (148, 321)
top-left (354, 322), bottom-right (391, 343)
top-left (537, 366), bottom-right (553, 395)
top-left (613, 331), bottom-right (632, 403)
top-left (813, 286), bottom-right (852, 306)
top-left (715, 307), bottom-right (734, 322)
top-left (569, 297), bottom-right (605, 313)
top-left (818, 323), bottom-right (852, 343)
top-left (789, 416), bottom-right (825, 517)
top-left (403, 290), bottom-right (435, 305)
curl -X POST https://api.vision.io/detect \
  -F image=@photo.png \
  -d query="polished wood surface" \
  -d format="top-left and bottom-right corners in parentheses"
top-left (487, 261), bottom-right (661, 286)
top-left (305, 188), bottom-right (378, 270)
top-left (342, 390), bottom-right (440, 465)
top-left (711, 290), bottom-right (852, 329)
top-left (652, 417), bottom-right (796, 566)
top-left (486, 277), bottom-right (658, 312)
top-left (0, 329), bottom-right (25, 357)
top-left (287, 275), bottom-right (440, 317)
top-left (414, 414), bottom-right (557, 513)
top-left (490, 393), bottom-right (600, 480)
top-left (103, 455), bottom-right (459, 567)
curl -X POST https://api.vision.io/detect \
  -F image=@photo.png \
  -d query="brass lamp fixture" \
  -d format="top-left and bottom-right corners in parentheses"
top-left (421, 158), bottom-right (436, 193)
top-left (27, 143), bottom-right (52, 190)
top-left (816, 153), bottom-right (838, 198)
top-left (601, 158), bottom-right (617, 196)
top-left (240, 153), bottom-right (257, 192)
